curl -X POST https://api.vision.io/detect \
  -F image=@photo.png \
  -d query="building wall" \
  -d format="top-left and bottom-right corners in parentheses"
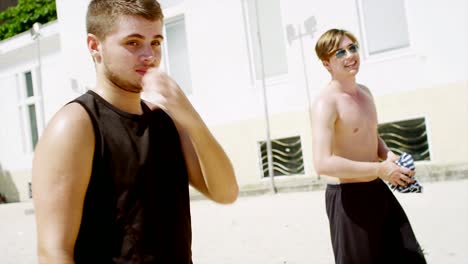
top-left (285, 0), bottom-right (468, 98)
top-left (0, 22), bottom-right (65, 202)
top-left (55, 0), bottom-right (96, 91)
top-left (195, 0), bottom-right (468, 186)
top-left (1, 0), bottom-right (467, 200)
top-left (376, 81), bottom-right (468, 164)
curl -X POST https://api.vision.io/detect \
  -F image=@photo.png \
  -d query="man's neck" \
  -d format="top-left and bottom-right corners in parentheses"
top-left (94, 77), bottom-right (143, 115)
top-left (330, 75), bottom-right (358, 94)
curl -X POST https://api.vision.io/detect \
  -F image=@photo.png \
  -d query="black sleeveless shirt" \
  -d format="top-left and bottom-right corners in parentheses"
top-left (71, 90), bottom-right (192, 263)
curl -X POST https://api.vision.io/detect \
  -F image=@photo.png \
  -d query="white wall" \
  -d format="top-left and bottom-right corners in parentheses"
top-left (177, 0), bottom-right (468, 125)
top-left (5, 0), bottom-right (465, 153)
top-left (183, 0), bottom-right (264, 125)
top-left (0, 23), bottom-right (65, 172)
top-left (281, 0), bottom-right (468, 97)
top-left (177, 0), bottom-right (314, 126)
top-left (3, 0), bottom-right (466, 192)
top-left (55, 0), bottom-right (96, 92)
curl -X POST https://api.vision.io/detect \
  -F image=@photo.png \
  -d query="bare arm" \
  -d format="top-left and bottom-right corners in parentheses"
top-left (32, 103), bottom-right (95, 263)
top-left (377, 136), bottom-right (399, 161)
top-left (377, 136), bottom-right (389, 160)
top-left (142, 68), bottom-right (238, 204)
top-left (362, 85), bottom-right (414, 184)
top-left (176, 117), bottom-right (238, 204)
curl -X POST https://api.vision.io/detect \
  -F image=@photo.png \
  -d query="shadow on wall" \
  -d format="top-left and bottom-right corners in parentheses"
top-left (0, 163), bottom-right (20, 203)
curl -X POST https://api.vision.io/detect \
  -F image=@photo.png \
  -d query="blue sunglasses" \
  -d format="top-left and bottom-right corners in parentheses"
top-left (334, 43), bottom-right (359, 59)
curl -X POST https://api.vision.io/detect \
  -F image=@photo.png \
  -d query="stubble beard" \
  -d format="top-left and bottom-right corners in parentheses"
top-left (104, 62), bottom-right (142, 94)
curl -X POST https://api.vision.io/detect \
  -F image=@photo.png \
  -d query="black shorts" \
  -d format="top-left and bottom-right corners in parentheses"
top-left (325, 179), bottom-right (426, 264)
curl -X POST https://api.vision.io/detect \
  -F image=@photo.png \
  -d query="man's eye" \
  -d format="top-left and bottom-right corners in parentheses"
top-left (127, 41), bottom-right (139, 47)
top-left (151, 41), bottom-right (161, 47)
top-left (335, 49), bottom-right (346, 58)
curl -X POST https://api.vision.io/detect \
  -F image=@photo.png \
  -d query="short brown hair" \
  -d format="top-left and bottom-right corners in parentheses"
top-left (315, 29), bottom-right (359, 61)
top-left (86, 0), bottom-right (164, 40)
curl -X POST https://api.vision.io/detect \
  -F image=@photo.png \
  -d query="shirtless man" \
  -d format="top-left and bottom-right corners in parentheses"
top-left (312, 29), bottom-right (426, 264)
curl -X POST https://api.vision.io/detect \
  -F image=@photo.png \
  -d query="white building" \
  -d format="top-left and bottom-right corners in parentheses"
top-left (1, 0), bottom-right (467, 202)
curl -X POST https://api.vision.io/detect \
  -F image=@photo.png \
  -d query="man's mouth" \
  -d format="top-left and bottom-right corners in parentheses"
top-left (136, 65), bottom-right (156, 76)
top-left (135, 68), bottom-right (149, 76)
top-left (345, 60), bottom-right (358, 68)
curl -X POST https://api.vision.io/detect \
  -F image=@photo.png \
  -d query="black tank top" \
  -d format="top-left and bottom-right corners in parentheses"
top-left (71, 90), bottom-right (192, 263)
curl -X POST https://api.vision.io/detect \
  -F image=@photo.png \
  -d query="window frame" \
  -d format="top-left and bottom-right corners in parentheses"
top-left (160, 3), bottom-right (193, 95)
top-left (162, 14), bottom-right (193, 95)
top-left (241, 0), bottom-right (289, 86)
top-left (356, 0), bottom-right (414, 62)
top-left (16, 68), bottom-right (44, 153)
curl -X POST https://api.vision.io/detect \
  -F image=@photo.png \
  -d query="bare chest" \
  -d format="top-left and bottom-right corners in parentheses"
top-left (335, 94), bottom-right (378, 136)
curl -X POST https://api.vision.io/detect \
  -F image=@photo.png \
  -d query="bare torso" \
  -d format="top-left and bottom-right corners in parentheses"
top-left (325, 84), bottom-right (380, 183)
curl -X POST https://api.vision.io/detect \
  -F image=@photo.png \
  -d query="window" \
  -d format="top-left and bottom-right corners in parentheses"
top-left (17, 70), bottom-right (43, 152)
top-left (358, 0), bottom-right (410, 55)
top-left (378, 118), bottom-right (430, 161)
top-left (259, 136), bottom-right (305, 177)
top-left (244, 0), bottom-right (288, 79)
top-left (164, 16), bottom-right (192, 94)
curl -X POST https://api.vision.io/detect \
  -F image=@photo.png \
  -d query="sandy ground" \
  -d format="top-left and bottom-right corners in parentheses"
top-left (1, 179), bottom-right (467, 263)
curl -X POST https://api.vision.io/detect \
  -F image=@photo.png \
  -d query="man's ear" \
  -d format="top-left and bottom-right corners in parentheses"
top-left (322, 60), bottom-right (331, 72)
top-left (87, 33), bottom-right (102, 63)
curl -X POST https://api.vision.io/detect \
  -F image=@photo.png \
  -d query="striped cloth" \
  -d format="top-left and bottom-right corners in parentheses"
top-left (390, 153), bottom-right (423, 193)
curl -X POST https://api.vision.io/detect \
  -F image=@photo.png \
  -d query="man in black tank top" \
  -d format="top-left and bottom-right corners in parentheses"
top-left (32, 1), bottom-right (239, 263)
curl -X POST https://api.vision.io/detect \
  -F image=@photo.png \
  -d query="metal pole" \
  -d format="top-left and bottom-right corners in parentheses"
top-left (298, 26), bottom-right (314, 131)
top-left (254, 0), bottom-right (277, 193)
top-left (296, 21), bottom-right (318, 180)
top-left (32, 22), bottom-right (46, 129)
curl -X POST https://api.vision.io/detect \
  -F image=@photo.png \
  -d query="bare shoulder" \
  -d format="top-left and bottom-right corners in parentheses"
top-left (312, 84), bottom-right (339, 115)
top-left (36, 102), bottom-right (95, 154)
top-left (45, 102), bottom-right (93, 136)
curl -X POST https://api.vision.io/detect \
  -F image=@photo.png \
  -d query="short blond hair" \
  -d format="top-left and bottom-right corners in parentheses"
top-left (315, 29), bottom-right (359, 61)
top-left (86, 0), bottom-right (164, 40)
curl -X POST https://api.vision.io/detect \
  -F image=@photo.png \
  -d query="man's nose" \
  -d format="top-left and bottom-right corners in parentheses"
top-left (140, 46), bottom-right (157, 63)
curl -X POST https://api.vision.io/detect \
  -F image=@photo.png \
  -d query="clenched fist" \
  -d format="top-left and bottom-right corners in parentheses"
top-left (141, 68), bottom-right (201, 129)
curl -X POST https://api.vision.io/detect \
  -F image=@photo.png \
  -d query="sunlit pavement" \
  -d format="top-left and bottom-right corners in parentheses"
top-left (1, 179), bottom-right (467, 263)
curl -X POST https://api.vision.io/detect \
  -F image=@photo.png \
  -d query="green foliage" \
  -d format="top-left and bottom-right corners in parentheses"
top-left (0, 0), bottom-right (57, 41)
